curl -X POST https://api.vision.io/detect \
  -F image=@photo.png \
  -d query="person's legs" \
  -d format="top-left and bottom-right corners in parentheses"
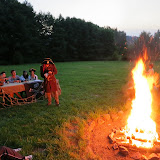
top-left (0, 146), bottom-right (25, 160)
top-left (20, 91), bottom-right (26, 98)
top-left (46, 93), bottom-right (52, 105)
top-left (54, 91), bottom-right (59, 106)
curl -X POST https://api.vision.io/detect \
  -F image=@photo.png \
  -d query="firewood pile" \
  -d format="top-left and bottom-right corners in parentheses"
top-left (108, 127), bottom-right (160, 160)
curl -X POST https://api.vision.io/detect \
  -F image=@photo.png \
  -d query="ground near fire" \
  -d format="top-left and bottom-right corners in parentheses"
top-left (1, 61), bottom-right (160, 159)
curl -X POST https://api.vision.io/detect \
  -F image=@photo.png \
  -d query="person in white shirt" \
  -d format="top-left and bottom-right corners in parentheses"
top-left (28, 68), bottom-right (38, 80)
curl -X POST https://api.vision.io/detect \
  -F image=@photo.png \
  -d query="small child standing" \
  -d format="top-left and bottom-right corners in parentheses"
top-left (148, 63), bottom-right (154, 76)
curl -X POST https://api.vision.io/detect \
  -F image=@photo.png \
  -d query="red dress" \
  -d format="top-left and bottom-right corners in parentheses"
top-left (40, 64), bottom-right (58, 93)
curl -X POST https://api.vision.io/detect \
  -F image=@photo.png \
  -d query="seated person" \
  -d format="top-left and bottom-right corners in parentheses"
top-left (20, 71), bottom-right (29, 98)
top-left (8, 70), bottom-right (21, 83)
top-left (28, 68), bottom-right (38, 80)
top-left (8, 70), bottom-right (22, 98)
top-left (0, 71), bottom-right (8, 85)
top-left (0, 146), bottom-right (32, 160)
top-left (20, 71), bottom-right (29, 82)
top-left (1, 71), bottom-right (8, 82)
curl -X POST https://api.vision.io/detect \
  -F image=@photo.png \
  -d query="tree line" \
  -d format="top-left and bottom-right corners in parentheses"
top-left (127, 31), bottom-right (160, 61)
top-left (0, 0), bottom-right (127, 64)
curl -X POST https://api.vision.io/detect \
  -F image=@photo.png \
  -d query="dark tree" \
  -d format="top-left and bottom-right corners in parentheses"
top-left (0, 0), bottom-right (39, 64)
top-left (0, 0), bottom-right (127, 64)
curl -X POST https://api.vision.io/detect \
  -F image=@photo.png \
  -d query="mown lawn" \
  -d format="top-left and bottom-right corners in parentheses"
top-left (0, 61), bottom-right (159, 159)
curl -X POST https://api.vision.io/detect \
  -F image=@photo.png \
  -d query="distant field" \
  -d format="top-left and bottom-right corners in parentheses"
top-left (0, 61), bottom-right (160, 159)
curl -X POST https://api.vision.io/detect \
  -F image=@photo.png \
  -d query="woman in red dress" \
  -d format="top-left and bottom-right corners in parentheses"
top-left (40, 58), bottom-right (59, 106)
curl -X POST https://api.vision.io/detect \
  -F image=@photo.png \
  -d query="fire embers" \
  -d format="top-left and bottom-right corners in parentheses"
top-left (124, 127), bottom-right (158, 148)
top-left (108, 127), bottom-right (160, 159)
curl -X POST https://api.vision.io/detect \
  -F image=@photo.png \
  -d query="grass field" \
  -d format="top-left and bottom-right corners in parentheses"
top-left (0, 61), bottom-right (160, 159)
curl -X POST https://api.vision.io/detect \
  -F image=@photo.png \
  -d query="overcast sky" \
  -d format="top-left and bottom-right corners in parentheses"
top-left (18, 0), bottom-right (160, 36)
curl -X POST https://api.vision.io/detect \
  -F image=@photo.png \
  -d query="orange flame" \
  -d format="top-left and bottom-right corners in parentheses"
top-left (125, 58), bottom-right (158, 148)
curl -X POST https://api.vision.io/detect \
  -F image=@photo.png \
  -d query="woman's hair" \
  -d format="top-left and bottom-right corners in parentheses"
top-left (23, 71), bottom-right (28, 79)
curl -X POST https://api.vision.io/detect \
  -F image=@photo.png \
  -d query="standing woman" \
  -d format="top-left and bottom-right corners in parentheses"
top-left (40, 58), bottom-right (59, 106)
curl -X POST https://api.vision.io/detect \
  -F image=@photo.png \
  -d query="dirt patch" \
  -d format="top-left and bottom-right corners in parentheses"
top-left (83, 111), bottom-right (130, 160)
top-left (82, 110), bottom-right (160, 160)
top-left (62, 108), bottom-right (160, 160)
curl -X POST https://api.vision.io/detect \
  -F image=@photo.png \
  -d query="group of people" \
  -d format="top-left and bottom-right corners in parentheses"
top-left (0, 68), bottom-right (38, 85)
top-left (0, 58), bottom-right (60, 106)
top-left (0, 58), bottom-right (60, 159)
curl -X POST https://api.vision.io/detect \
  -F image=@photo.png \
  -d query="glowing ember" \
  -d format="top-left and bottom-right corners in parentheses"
top-left (124, 58), bottom-right (158, 148)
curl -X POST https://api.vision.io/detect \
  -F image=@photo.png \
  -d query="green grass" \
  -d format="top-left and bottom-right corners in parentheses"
top-left (0, 61), bottom-right (159, 159)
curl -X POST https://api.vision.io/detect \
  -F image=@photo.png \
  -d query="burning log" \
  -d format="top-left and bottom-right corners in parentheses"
top-left (119, 146), bottom-right (129, 156)
top-left (133, 138), bottom-right (148, 143)
top-left (115, 136), bottom-right (126, 141)
top-left (117, 142), bottom-right (160, 153)
top-left (108, 132), bottom-right (114, 139)
top-left (118, 143), bottom-right (130, 148)
top-left (109, 137), bottom-right (116, 144)
top-left (116, 130), bottom-right (125, 136)
top-left (108, 132), bottom-right (116, 144)
top-left (112, 143), bottom-right (118, 150)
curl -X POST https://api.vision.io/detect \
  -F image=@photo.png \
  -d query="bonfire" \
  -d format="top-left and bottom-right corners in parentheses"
top-left (109, 55), bottom-right (160, 153)
top-left (124, 58), bottom-right (158, 148)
